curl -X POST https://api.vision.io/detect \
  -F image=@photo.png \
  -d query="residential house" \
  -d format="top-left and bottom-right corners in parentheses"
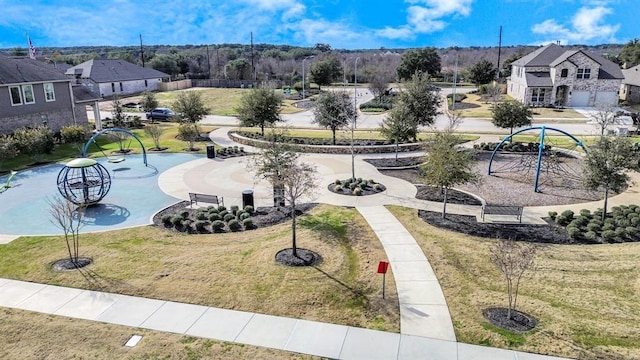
top-left (0, 55), bottom-right (97, 134)
top-left (620, 64), bottom-right (640, 104)
top-left (507, 43), bottom-right (623, 107)
top-left (65, 59), bottom-right (170, 98)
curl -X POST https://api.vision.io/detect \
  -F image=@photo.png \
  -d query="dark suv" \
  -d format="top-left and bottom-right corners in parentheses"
top-left (146, 108), bottom-right (175, 121)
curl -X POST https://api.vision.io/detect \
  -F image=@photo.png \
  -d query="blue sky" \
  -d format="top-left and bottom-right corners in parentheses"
top-left (0, 0), bottom-right (636, 50)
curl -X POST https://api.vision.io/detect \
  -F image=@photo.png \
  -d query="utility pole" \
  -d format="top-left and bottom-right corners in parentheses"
top-left (497, 25), bottom-right (502, 80)
top-left (139, 34), bottom-right (144, 67)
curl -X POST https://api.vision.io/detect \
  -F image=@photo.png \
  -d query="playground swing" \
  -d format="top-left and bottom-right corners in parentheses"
top-left (91, 134), bottom-right (134, 163)
top-left (83, 128), bottom-right (149, 168)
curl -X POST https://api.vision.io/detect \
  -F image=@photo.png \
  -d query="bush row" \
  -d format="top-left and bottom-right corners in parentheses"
top-left (236, 131), bottom-right (395, 146)
top-left (473, 141), bottom-right (554, 153)
top-left (161, 204), bottom-right (256, 233)
top-left (550, 204), bottom-right (640, 243)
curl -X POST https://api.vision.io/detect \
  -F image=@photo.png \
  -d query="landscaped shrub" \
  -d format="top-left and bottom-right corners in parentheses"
top-left (566, 226), bottom-right (581, 239)
top-left (579, 209), bottom-right (591, 217)
top-left (239, 212), bottom-right (250, 220)
top-left (180, 210), bottom-right (190, 219)
top-left (573, 215), bottom-right (590, 227)
top-left (208, 213), bottom-right (221, 222)
top-left (616, 218), bottom-right (631, 228)
top-left (584, 231), bottom-right (598, 242)
top-left (228, 219), bottom-right (241, 231)
top-left (171, 216), bottom-right (183, 227)
top-left (230, 205), bottom-right (239, 215)
top-left (223, 213), bottom-right (235, 222)
top-left (335, 179), bottom-right (341, 185)
top-left (548, 211), bottom-right (558, 221)
top-left (244, 205), bottom-right (254, 214)
top-left (334, 184), bottom-right (343, 192)
top-left (161, 214), bottom-right (172, 226)
top-left (243, 218), bottom-right (254, 228)
top-left (626, 226), bottom-right (638, 237)
top-left (236, 210), bottom-right (245, 219)
top-left (631, 217), bottom-right (640, 226)
top-left (586, 222), bottom-right (601, 233)
top-left (195, 220), bottom-right (208, 232)
top-left (196, 212), bottom-right (207, 220)
top-left (181, 219), bottom-right (193, 230)
top-left (219, 210), bottom-right (229, 218)
top-left (373, 184), bottom-right (382, 191)
top-left (353, 187), bottom-right (363, 196)
top-left (207, 206), bottom-right (218, 212)
top-left (601, 230), bottom-right (616, 242)
top-left (218, 205), bottom-right (226, 212)
top-left (615, 227), bottom-right (626, 239)
top-left (556, 210), bottom-right (575, 226)
top-left (349, 182), bottom-right (358, 190)
top-left (602, 223), bottom-right (616, 231)
top-left (212, 220), bottom-right (225, 232)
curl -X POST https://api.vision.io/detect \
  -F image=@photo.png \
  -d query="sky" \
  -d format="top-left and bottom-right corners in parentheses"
top-left (0, 0), bottom-right (637, 50)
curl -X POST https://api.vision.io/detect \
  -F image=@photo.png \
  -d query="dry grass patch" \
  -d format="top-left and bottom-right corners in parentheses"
top-left (0, 205), bottom-right (398, 333)
top-left (387, 205), bottom-right (640, 360)
top-left (0, 308), bottom-right (317, 359)
top-left (456, 94), bottom-right (584, 119)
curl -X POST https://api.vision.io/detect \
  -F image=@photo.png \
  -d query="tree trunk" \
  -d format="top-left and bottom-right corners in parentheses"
top-left (332, 129), bottom-right (336, 145)
top-left (442, 187), bottom-right (448, 219)
top-left (602, 186), bottom-right (609, 222)
top-left (291, 200), bottom-right (297, 258)
top-left (260, 123), bottom-right (264, 137)
top-left (507, 279), bottom-right (513, 319)
top-left (395, 142), bottom-right (399, 161)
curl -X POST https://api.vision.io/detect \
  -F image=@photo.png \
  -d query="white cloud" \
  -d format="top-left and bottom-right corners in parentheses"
top-left (376, 0), bottom-right (473, 40)
top-left (532, 5), bottom-right (620, 44)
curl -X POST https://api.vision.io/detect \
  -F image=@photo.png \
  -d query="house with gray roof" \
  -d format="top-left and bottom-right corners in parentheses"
top-left (620, 64), bottom-right (640, 104)
top-left (507, 43), bottom-right (624, 107)
top-left (65, 59), bottom-right (170, 98)
top-left (0, 55), bottom-right (99, 134)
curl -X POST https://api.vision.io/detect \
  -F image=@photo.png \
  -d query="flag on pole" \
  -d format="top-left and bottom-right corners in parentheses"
top-left (27, 35), bottom-right (36, 59)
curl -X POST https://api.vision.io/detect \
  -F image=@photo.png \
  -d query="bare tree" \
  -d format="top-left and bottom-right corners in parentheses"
top-left (590, 103), bottom-right (621, 136)
top-left (368, 72), bottom-right (392, 101)
top-left (48, 196), bottom-right (86, 267)
top-left (280, 159), bottom-right (318, 257)
top-left (489, 239), bottom-right (538, 319)
top-left (144, 124), bottom-right (164, 150)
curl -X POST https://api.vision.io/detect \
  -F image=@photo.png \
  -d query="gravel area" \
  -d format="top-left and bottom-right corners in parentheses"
top-left (379, 151), bottom-right (605, 207)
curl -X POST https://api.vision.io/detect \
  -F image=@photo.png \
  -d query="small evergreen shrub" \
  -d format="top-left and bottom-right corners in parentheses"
top-left (602, 223), bottom-right (616, 231)
top-left (208, 207), bottom-right (219, 214)
top-left (171, 216), bottom-right (183, 226)
top-left (579, 209), bottom-right (591, 217)
top-left (219, 210), bottom-right (229, 218)
top-left (373, 184), bottom-right (382, 191)
top-left (208, 213), bottom-right (222, 222)
top-left (180, 210), bottom-right (190, 219)
top-left (228, 219), bottom-right (241, 231)
top-left (631, 217), bottom-right (640, 226)
top-left (601, 230), bottom-right (616, 242)
top-left (556, 210), bottom-right (574, 226)
top-left (584, 231), bottom-right (598, 242)
top-left (240, 212), bottom-right (251, 220)
top-left (230, 205), bottom-right (239, 215)
top-left (615, 227), bottom-right (626, 239)
top-left (212, 220), bottom-right (225, 232)
top-left (244, 205), bottom-right (254, 214)
top-left (349, 182), bottom-right (358, 190)
top-left (625, 226), bottom-right (638, 237)
top-left (218, 205), bottom-right (226, 212)
top-left (586, 222), bottom-right (601, 233)
top-left (548, 211), bottom-right (558, 220)
top-left (334, 184), bottom-right (343, 192)
top-left (196, 212), bottom-right (207, 220)
top-left (243, 218), bottom-right (254, 228)
top-left (195, 220), bottom-right (208, 232)
top-left (353, 187), bottom-right (363, 196)
top-left (224, 213), bottom-right (235, 222)
top-left (161, 214), bottom-right (172, 225)
top-left (566, 226), bottom-right (581, 239)
top-left (335, 179), bottom-right (341, 185)
top-left (182, 219), bottom-right (193, 230)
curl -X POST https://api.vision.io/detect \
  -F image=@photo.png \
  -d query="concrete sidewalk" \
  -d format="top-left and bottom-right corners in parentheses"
top-left (0, 278), bottom-right (566, 359)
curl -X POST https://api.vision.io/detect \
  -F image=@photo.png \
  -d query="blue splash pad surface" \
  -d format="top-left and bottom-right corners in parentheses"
top-left (0, 153), bottom-right (203, 236)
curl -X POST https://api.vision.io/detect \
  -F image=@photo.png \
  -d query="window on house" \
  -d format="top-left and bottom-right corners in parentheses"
top-left (577, 68), bottom-right (591, 79)
top-left (111, 83), bottom-right (115, 92)
top-left (9, 86), bottom-right (23, 105)
top-left (531, 88), bottom-right (546, 103)
top-left (44, 83), bottom-right (56, 102)
top-left (22, 84), bottom-right (35, 104)
top-left (119, 82), bottom-right (123, 91)
top-left (561, 69), bottom-right (568, 78)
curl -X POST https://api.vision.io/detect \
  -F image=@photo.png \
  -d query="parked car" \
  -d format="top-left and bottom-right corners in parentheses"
top-left (146, 108), bottom-right (175, 121)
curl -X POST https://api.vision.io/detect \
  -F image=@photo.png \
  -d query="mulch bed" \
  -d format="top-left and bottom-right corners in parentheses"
top-left (51, 257), bottom-right (93, 271)
top-left (327, 182), bottom-right (387, 196)
top-left (418, 210), bottom-right (574, 244)
top-left (153, 201), bottom-right (318, 233)
top-left (415, 185), bottom-right (482, 206)
top-left (483, 307), bottom-right (538, 333)
top-left (363, 157), bottom-right (424, 168)
top-left (275, 248), bottom-right (323, 267)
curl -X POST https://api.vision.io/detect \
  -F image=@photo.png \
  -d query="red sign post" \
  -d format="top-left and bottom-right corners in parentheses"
top-left (377, 261), bottom-right (389, 299)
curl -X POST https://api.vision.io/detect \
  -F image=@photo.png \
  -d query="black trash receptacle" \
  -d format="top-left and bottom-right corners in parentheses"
top-left (206, 144), bottom-right (216, 159)
top-left (242, 190), bottom-right (254, 208)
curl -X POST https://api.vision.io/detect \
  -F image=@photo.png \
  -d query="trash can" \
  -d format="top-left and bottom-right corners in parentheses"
top-left (242, 190), bottom-right (254, 208)
top-left (206, 144), bottom-right (216, 159)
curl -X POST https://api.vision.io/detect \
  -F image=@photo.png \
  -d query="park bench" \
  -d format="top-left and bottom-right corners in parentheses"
top-left (189, 192), bottom-right (224, 208)
top-left (481, 204), bottom-right (523, 223)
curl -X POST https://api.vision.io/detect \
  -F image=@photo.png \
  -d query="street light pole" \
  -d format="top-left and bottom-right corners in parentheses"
top-left (302, 56), bottom-right (314, 100)
top-left (352, 57), bottom-right (361, 180)
top-left (452, 55), bottom-right (458, 111)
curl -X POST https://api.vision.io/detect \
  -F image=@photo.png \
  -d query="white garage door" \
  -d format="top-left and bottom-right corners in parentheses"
top-left (595, 91), bottom-right (618, 107)
top-left (570, 91), bottom-right (590, 107)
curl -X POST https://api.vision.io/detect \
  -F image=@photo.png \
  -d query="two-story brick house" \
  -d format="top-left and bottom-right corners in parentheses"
top-left (0, 55), bottom-right (98, 134)
top-left (507, 43), bottom-right (623, 107)
top-left (65, 59), bottom-right (170, 98)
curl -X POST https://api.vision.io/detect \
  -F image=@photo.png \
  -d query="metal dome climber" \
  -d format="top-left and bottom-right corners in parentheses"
top-left (82, 128), bottom-right (148, 166)
top-left (487, 126), bottom-right (587, 193)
